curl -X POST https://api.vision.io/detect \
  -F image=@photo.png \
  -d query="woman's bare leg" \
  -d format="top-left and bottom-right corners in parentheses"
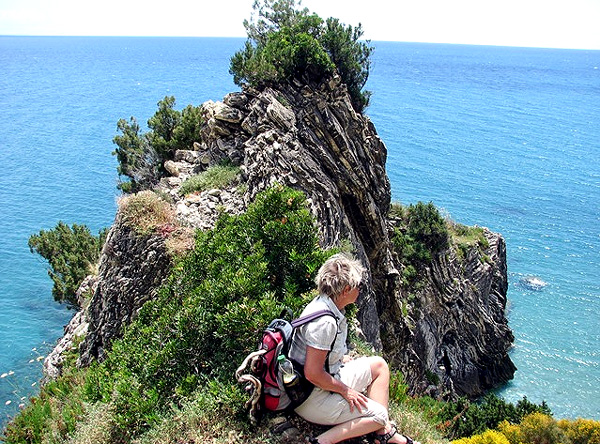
top-left (316, 418), bottom-right (412, 444)
top-left (315, 417), bottom-right (381, 444)
top-left (366, 356), bottom-right (390, 409)
top-left (365, 357), bottom-right (415, 444)
top-left (316, 357), bottom-right (416, 444)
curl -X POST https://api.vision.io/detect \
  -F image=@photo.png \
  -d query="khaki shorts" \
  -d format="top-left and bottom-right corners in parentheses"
top-left (294, 357), bottom-right (389, 426)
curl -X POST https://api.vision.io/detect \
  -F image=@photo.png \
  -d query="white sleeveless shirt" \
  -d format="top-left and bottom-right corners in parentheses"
top-left (289, 295), bottom-right (347, 375)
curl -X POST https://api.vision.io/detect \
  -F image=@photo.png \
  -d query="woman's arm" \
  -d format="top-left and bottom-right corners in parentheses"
top-left (303, 346), bottom-right (369, 412)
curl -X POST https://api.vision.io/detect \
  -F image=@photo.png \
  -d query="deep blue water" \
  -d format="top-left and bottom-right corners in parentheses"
top-left (0, 37), bottom-right (598, 425)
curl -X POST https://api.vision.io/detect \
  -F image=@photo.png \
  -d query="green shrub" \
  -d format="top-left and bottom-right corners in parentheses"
top-left (321, 17), bottom-right (373, 112)
top-left (439, 394), bottom-right (551, 440)
top-left (230, 12), bottom-right (334, 84)
top-left (391, 201), bottom-right (449, 288)
top-left (406, 201), bottom-right (449, 253)
top-left (113, 97), bottom-right (204, 192)
top-left (173, 104), bottom-right (205, 150)
top-left (230, 0), bottom-right (373, 113)
top-left (112, 116), bottom-right (155, 193)
top-left (179, 164), bottom-right (241, 196)
top-left (84, 185), bottom-right (332, 438)
top-left (1, 364), bottom-right (87, 444)
top-left (389, 371), bottom-right (410, 405)
top-left (28, 222), bottom-right (107, 307)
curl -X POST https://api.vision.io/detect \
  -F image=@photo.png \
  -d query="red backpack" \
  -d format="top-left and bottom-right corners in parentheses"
top-left (236, 309), bottom-right (336, 423)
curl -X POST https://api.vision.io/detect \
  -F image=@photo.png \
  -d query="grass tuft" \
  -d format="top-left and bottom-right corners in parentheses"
top-left (180, 165), bottom-right (241, 196)
top-left (118, 191), bottom-right (176, 236)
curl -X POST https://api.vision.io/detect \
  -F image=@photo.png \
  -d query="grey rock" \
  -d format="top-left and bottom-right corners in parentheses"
top-left (164, 160), bottom-right (180, 176)
top-left (213, 101), bottom-right (244, 123)
top-left (223, 91), bottom-right (249, 109)
top-left (43, 309), bottom-right (89, 383)
top-left (78, 214), bottom-right (172, 366)
top-left (174, 149), bottom-right (202, 163)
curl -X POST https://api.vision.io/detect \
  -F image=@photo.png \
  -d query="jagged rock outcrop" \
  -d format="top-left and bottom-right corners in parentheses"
top-left (78, 214), bottom-right (172, 366)
top-left (235, 77), bottom-right (392, 346)
top-left (42, 275), bottom-right (96, 383)
top-left (50, 74), bottom-right (515, 399)
top-left (381, 227), bottom-right (516, 398)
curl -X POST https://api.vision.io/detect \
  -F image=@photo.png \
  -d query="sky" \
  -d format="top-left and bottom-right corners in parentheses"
top-left (0, 0), bottom-right (599, 50)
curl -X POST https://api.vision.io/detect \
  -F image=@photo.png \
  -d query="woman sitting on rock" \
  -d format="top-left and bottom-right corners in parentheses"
top-left (289, 253), bottom-right (420, 444)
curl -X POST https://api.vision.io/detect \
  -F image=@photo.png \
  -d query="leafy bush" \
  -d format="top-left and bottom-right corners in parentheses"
top-left (118, 190), bottom-right (176, 235)
top-left (28, 222), bottom-right (107, 307)
top-left (84, 185), bottom-right (332, 438)
top-left (391, 201), bottom-right (449, 287)
top-left (439, 394), bottom-right (551, 439)
top-left (451, 429), bottom-right (510, 444)
top-left (230, 0), bottom-right (373, 113)
top-left (321, 17), bottom-right (373, 111)
top-left (498, 412), bottom-right (567, 444)
top-left (112, 116), bottom-right (156, 193)
top-left (231, 17), bottom-right (334, 84)
top-left (406, 201), bottom-right (449, 254)
top-left (179, 164), bottom-right (241, 196)
top-left (113, 97), bottom-right (204, 192)
top-left (558, 417), bottom-right (600, 444)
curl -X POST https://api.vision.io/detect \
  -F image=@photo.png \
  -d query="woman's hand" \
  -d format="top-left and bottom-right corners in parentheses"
top-left (304, 347), bottom-right (370, 413)
top-left (342, 386), bottom-right (369, 413)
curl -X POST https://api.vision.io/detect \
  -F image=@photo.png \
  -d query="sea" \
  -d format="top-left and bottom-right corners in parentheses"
top-left (0, 36), bottom-right (598, 426)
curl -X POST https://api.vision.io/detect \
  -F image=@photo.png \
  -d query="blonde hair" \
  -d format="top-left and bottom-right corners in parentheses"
top-left (316, 253), bottom-right (365, 301)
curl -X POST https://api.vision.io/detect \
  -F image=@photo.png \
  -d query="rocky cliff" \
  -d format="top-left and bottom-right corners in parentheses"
top-left (47, 74), bottom-right (515, 399)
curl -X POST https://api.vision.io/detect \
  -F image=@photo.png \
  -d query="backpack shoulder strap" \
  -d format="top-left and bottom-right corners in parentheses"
top-left (289, 309), bottom-right (339, 374)
top-left (290, 309), bottom-right (337, 328)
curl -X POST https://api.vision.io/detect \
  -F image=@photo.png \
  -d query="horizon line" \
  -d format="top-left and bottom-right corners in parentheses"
top-left (1, 34), bottom-right (599, 51)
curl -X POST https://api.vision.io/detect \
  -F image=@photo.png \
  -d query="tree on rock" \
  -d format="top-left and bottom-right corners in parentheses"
top-left (112, 97), bottom-right (204, 193)
top-left (230, 0), bottom-right (374, 113)
top-left (28, 222), bottom-right (107, 307)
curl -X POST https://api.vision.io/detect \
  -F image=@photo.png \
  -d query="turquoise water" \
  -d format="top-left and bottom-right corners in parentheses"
top-left (369, 42), bottom-right (600, 418)
top-left (0, 37), bottom-right (598, 424)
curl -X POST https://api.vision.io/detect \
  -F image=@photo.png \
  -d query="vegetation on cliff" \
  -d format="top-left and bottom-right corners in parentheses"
top-left (230, 0), bottom-right (373, 113)
top-left (390, 202), bottom-right (450, 288)
top-left (179, 163), bottom-right (241, 196)
top-left (13, 186), bottom-right (591, 444)
top-left (83, 185), bottom-right (330, 440)
top-left (112, 97), bottom-right (204, 193)
top-left (112, 0), bottom-right (374, 195)
top-left (28, 222), bottom-right (107, 307)
top-left (118, 191), bottom-right (177, 236)
top-left (390, 201), bottom-right (490, 290)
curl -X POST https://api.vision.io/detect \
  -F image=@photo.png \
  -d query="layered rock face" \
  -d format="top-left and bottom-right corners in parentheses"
top-left (78, 214), bottom-right (172, 366)
top-left (60, 74), bottom-right (514, 399)
top-left (380, 227), bottom-right (516, 398)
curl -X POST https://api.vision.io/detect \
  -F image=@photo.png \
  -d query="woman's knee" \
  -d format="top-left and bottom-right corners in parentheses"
top-left (368, 399), bottom-right (389, 425)
top-left (369, 356), bottom-right (389, 378)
